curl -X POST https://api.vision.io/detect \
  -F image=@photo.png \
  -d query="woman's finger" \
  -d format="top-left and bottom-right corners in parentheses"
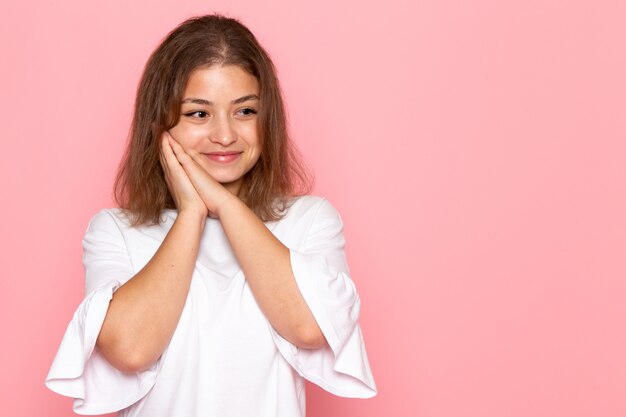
top-left (167, 136), bottom-right (196, 167)
top-left (159, 137), bottom-right (174, 190)
top-left (165, 137), bottom-right (211, 175)
top-left (166, 135), bottom-right (231, 217)
top-left (160, 134), bottom-right (181, 194)
top-left (186, 148), bottom-right (210, 170)
top-left (163, 132), bottom-right (190, 181)
top-left (168, 137), bottom-right (217, 184)
top-left (167, 136), bottom-right (213, 185)
top-left (158, 132), bottom-right (208, 215)
top-left (162, 133), bottom-right (184, 171)
top-left (159, 136), bottom-right (170, 172)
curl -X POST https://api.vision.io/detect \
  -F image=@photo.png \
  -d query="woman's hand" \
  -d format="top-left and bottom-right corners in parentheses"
top-left (165, 135), bottom-right (325, 349)
top-left (165, 135), bottom-right (235, 218)
top-left (160, 132), bottom-right (208, 218)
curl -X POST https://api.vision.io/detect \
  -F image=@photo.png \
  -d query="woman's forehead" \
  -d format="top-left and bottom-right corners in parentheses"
top-left (182, 65), bottom-right (259, 101)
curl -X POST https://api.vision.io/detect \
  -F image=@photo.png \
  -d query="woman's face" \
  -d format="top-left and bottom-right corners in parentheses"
top-left (168, 64), bottom-right (261, 195)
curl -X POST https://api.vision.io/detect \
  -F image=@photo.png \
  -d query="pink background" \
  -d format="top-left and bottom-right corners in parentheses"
top-left (1, 0), bottom-right (625, 416)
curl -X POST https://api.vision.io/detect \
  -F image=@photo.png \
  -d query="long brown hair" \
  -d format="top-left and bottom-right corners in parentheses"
top-left (114, 14), bottom-right (312, 226)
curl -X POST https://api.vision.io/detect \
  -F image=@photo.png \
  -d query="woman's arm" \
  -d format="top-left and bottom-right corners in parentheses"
top-left (96, 134), bottom-right (208, 373)
top-left (167, 137), bottom-right (327, 350)
top-left (219, 195), bottom-right (327, 349)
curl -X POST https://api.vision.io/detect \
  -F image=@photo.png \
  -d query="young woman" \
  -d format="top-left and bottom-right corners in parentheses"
top-left (46, 14), bottom-right (376, 416)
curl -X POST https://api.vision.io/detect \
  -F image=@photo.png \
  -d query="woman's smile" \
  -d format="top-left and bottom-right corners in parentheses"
top-left (204, 151), bottom-right (244, 163)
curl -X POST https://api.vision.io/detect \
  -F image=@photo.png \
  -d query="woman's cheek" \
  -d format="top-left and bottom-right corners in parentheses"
top-left (170, 124), bottom-right (206, 149)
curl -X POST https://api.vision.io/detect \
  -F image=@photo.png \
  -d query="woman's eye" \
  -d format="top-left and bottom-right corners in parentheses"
top-left (237, 108), bottom-right (258, 117)
top-left (184, 111), bottom-right (208, 118)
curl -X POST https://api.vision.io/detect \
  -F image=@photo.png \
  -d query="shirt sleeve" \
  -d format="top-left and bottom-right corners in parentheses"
top-left (270, 198), bottom-right (377, 398)
top-left (45, 209), bottom-right (159, 415)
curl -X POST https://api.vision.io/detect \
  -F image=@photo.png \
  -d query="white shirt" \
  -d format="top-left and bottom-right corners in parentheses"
top-left (46, 196), bottom-right (377, 416)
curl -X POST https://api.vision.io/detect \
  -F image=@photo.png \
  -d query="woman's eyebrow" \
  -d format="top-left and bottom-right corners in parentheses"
top-left (181, 94), bottom-right (260, 105)
top-left (232, 94), bottom-right (259, 104)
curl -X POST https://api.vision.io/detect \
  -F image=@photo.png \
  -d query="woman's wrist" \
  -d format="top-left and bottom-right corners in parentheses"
top-left (213, 191), bottom-right (242, 218)
top-left (176, 207), bottom-right (208, 226)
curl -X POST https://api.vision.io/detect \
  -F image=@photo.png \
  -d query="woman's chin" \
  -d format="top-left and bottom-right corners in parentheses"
top-left (217, 177), bottom-right (245, 195)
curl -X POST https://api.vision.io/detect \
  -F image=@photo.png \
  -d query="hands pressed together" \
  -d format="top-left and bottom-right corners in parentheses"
top-left (159, 131), bottom-right (235, 219)
top-left (158, 130), bottom-right (326, 350)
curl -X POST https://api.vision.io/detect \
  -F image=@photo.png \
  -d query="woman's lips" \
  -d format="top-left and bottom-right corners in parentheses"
top-left (205, 152), bottom-right (242, 163)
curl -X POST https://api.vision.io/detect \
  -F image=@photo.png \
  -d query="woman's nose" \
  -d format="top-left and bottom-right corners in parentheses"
top-left (209, 115), bottom-right (236, 146)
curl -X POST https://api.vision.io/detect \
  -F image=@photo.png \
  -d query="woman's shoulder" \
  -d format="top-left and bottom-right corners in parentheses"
top-left (280, 195), bottom-right (342, 222)
top-left (83, 208), bottom-right (175, 258)
top-left (85, 208), bottom-right (172, 234)
top-left (84, 208), bottom-right (126, 231)
top-left (271, 195), bottom-right (344, 238)
top-left (86, 207), bottom-right (130, 227)
top-left (269, 195), bottom-right (346, 247)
